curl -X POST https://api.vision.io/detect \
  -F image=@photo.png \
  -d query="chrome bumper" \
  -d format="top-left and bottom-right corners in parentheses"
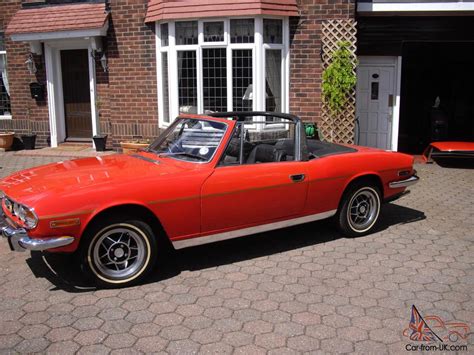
top-left (389, 175), bottom-right (419, 189)
top-left (0, 213), bottom-right (74, 252)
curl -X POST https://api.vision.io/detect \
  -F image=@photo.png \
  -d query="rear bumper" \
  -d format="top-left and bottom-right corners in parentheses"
top-left (388, 175), bottom-right (419, 189)
top-left (0, 213), bottom-right (74, 252)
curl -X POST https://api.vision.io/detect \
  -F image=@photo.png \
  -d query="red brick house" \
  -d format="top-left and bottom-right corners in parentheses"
top-left (1, 0), bottom-right (473, 153)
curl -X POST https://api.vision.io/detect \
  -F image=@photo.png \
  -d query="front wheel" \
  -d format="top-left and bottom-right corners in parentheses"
top-left (80, 218), bottom-right (158, 288)
top-left (336, 183), bottom-right (381, 237)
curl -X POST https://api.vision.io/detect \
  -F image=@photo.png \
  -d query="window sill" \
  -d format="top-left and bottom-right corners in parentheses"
top-left (0, 115), bottom-right (12, 120)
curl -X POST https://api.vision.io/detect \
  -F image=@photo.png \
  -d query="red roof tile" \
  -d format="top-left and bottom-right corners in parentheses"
top-left (6, 3), bottom-right (108, 35)
top-left (145, 0), bottom-right (299, 23)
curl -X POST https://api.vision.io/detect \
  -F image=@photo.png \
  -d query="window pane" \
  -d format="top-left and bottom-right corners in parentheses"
top-left (161, 52), bottom-right (170, 122)
top-left (178, 51), bottom-right (197, 113)
top-left (176, 21), bottom-right (198, 45)
top-left (0, 32), bottom-right (5, 51)
top-left (160, 23), bottom-right (169, 47)
top-left (230, 19), bottom-right (254, 44)
top-left (263, 19), bottom-right (283, 44)
top-left (232, 49), bottom-right (253, 111)
top-left (203, 48), bottom-right (227, 113)
top-left (0, 54), bottom-right (11, 116)
top-left (204, 22), bottom-right (224, 42)
top-left (265, 50), bottom-right (282, 116)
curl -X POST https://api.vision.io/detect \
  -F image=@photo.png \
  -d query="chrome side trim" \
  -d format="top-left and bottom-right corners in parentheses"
top-left (172, 210), bottom-right (337, 250)
top-left (388, 175), bottom-right (419, 189)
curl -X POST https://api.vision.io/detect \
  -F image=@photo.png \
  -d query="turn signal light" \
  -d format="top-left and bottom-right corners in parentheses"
top-left (50, 218), bottom-right (81, 229)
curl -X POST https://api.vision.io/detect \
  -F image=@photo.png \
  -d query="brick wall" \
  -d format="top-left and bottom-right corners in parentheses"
top-left (103, 0), bottom-right (158, 149)
top-left (0, 0), bottom-right (51, 147)
top-left (289, 0), bottom-right (355, 123)
top-left (1, 0), bottom-right (353, 150)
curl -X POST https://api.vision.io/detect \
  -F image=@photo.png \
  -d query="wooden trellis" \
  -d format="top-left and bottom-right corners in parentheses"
top-left (320, 19), bottom-right (357, 144)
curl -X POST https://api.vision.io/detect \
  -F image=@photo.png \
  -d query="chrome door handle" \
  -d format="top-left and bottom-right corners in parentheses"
top-left (290, 174), bottom-right (305, 182)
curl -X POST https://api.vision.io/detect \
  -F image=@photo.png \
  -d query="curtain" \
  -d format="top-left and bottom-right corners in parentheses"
top-left (0, 55), bottom-right (9, 96)
top-left (265, 50), bottom-right (282, 112)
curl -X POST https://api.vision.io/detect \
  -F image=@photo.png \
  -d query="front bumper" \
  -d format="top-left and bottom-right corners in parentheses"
top-left (0, 213), bottom-right (74, 252)
top-left (388, 175), bottom-right (419, 189)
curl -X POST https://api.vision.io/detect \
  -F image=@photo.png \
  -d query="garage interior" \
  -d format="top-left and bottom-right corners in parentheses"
top-left (357, 16), bottom-right (474, 154)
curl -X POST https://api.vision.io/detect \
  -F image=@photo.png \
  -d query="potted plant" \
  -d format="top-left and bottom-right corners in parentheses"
top-left (120, 138), bottom-right (150, 154)
top-left (0, 132), bottom-right (15, 150)
top-left (93, 134), bottom-right (108, 152)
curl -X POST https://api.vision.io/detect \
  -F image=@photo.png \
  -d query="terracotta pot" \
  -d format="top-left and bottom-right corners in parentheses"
top-left (0, 132), bottom-right (15, 150)
top-left (120, 142), bottom-right (149, 154)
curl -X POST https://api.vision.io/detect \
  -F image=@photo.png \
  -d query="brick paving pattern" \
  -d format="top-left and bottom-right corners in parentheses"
top-left (0, 152), bottom-right (472, 353)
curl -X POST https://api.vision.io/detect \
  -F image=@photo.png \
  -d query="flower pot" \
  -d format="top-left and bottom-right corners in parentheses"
top-left (0, 132), bottom-right (15, 150)
top-left (21, 134), bottom-right (37, 150)
top-left (93, 134), bottom-right (108, 152)
top-left (120, 142), bottom-right (149, 154)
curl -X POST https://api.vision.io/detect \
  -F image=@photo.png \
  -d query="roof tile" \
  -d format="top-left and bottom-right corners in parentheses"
top-left (6, 3), bottom-right (108, 35)
top-left (145, 0), bottom-right (299, 23)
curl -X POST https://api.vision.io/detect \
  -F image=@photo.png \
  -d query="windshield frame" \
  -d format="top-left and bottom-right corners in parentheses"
top-left (147, 116), bottom-right (231, 164)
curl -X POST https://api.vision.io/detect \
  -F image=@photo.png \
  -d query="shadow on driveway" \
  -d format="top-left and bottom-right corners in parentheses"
top-left (26, 203), bottom-right (425, 292)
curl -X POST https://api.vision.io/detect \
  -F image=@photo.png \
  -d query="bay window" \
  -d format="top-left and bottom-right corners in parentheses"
top-left (156, 17), bottom-right (289, 129)
top-left (0, 32), bottom-right (11, 119)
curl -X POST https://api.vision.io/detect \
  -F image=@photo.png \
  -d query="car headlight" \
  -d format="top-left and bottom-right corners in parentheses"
top-left (4, 198), bottom-right (13, 213)
top-left (5, 198), bottom-right (38, 229)
top-left (13, 202), bottom-right (21, 217)
top-left (17, 205), bottom-right (27, 222)
top-left (24, 208), bottom-right (38, 229)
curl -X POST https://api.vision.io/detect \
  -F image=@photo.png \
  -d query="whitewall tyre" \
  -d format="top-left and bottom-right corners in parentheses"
top-left (337, 183), bottom-right (381, 237)
top-left (81, 218), bottom-right (158, 288)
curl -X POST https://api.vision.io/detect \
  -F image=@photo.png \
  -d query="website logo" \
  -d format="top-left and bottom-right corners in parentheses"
top-left (403, 305), bottom-right (470, 352)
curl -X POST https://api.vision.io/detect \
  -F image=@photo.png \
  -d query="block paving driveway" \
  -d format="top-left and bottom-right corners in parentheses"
top-left (0, 152), bottom-right (472, 354)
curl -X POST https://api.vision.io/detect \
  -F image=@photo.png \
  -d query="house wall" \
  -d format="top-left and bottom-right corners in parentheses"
top-left (1, 0), bottom-right (51, 147)
top-left (2, 0), bottom-right (356, 149)
top-left (102, 0), bottom-right (159, 148)
top-left (289, 0), bottom-right (356, 123)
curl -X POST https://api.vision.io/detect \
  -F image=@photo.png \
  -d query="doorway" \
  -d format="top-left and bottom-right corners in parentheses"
top-left (399, 42), bottom-right (474, 153)
top-left (356, 56), bottom-right (401, 151)
top-left (60, 49), bottom-right (93, 140)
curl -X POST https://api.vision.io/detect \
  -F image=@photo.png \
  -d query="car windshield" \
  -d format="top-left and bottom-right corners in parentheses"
top-left (148, 118), bottom-right (228, 162)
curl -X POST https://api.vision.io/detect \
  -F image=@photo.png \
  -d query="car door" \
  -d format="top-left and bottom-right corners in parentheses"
top-left (201, 160), bottom-right (309, 234)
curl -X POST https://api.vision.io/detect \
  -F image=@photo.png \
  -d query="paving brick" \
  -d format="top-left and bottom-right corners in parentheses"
top-left (0, 157), bottom-right (472, 354)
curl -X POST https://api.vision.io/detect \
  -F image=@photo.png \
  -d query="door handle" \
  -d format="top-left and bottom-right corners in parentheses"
top-left (290, 174), bottom-right (305, 182)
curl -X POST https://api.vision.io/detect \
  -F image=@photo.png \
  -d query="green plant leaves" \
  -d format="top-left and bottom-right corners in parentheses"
top-left (322, 41), bottom-right (357, 114)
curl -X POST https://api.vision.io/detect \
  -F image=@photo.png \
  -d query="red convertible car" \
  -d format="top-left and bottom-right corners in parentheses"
top-left (0, 112), bottom-right (418, 287)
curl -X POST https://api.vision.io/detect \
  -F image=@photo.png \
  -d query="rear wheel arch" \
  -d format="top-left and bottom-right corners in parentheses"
top-left (340, 174), bottom-right (384, 205)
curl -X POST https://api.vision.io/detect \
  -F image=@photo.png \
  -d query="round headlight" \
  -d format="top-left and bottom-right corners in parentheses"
top-left (17, 205), bottom-right (27, 222)
top-left (24, 208), bottom-right (38, 229)
top-left (13, 202), bottom-right (21, 217)
top-left (4, 198), bottom-right (13, 213)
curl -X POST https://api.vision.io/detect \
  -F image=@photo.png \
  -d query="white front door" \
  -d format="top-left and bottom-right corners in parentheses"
top-left (356, 57), bottom-right (400, 150)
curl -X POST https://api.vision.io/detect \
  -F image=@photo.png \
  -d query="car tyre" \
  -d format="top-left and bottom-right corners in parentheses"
top-left (336, 182), bottom-right (381, 237)
top-left (79, 216), bottom-right (158, 288)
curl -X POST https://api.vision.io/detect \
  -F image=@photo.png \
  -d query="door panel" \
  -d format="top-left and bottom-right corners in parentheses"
top-left (356, 61), bottom-right (396, 150)
top-left (61, 49), bottom-right (92, 139)
top-left (201, 162), bottom-right (309, 233)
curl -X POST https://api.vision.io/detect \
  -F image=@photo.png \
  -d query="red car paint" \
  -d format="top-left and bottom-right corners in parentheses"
top-left (0, 115), bottom-right (415, 253)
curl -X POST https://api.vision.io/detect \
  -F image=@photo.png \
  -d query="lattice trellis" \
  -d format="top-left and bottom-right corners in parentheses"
top-left (320, 19), bottom-right (357, 144)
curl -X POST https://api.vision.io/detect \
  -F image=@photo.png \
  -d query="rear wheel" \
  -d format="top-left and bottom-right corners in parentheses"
top-left (337, 182), bottom-right (381, 237)
top-left (80, 217), bottom-right (158, 288)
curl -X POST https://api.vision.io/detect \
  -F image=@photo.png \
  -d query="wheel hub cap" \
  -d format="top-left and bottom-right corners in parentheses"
top-left (91, 227), bottom-right (146, 280)
top-left (348, 188), bottom-right (380, 232)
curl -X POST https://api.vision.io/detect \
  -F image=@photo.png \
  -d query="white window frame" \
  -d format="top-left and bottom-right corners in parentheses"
top-left (0, 49), bottom-right (12, 120)
top-left (155, 16), bottom-right (290, 131)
